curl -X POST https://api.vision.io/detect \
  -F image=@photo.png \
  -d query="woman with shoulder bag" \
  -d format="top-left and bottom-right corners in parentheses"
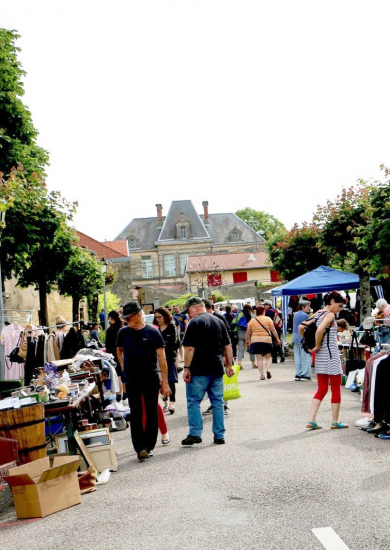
top-left (246, 306), bottom-right (280, 380)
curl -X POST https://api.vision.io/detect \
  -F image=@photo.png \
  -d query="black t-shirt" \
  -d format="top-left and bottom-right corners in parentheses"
top-left (213, 310), bottom-right (232, 336)
top-left (182, 313), bottom-right (230, 376)
top-left (173, 312), bottom-right (188, 332)
top-left (160, 323), bottom-right (178, 365)
top-left (116, 324), bottom-right (165, 380)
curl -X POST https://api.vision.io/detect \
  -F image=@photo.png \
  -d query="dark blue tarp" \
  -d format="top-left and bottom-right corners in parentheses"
top-left (271, 265), bottom-right (381, 297)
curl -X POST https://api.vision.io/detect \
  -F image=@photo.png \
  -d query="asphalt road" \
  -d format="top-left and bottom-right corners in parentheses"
top-left (1, 357), bottom-right (389, 550)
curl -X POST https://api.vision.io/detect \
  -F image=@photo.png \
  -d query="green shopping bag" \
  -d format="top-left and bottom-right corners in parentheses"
top-left (223, 365), bottom-right (241, 400)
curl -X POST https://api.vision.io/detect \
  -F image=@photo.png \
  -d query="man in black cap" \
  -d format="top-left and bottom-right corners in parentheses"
top-left (116, 301), bottom-right (171, 462)
top-left (181, 296), bottom-right (234, 447)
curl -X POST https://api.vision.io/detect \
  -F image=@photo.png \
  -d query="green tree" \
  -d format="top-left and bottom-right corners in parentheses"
top-left (97, 290), bottom-right (121, 314)
top-left (268, 224), bottom-right (328, 281)
top-left (0, 168), bottom-right (76, 326)
top-left (57, 247), bottom-right (105, 322)
top-left (314, 184), bottom-right (373, 320)
top-left (0, 29), bottom-right (49, 176)
top-left (235, 208), bottom-right (286, 241)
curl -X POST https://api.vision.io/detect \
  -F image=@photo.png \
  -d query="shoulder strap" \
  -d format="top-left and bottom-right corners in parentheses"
top-left (254, 318), bottom-right (272, 337)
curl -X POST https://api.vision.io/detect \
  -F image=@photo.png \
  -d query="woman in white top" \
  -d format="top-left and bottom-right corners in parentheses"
top-left (299, 291), bottom-right (348, 430)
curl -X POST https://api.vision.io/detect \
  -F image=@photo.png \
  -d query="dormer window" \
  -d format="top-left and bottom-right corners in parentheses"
top-left (228, 227), bottom-right (242, 242)
top-left (175, 213), bottom-right (191, 240)
top-left (128, 236), bottom-right (138, 248)
top-left (180, 226), bottom-right (187, 239)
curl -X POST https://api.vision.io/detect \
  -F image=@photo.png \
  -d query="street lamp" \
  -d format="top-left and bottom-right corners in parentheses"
top-left (101, 258), bottom-right (109, 331)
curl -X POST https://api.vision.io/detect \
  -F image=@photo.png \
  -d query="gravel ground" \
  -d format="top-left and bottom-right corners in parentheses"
top-left (1, 357), bottom-right (389, 550)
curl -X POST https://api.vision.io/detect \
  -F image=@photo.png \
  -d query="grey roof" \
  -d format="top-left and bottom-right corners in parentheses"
top-left (115, 217), bottom-right (166, 251)
top-left (158, 200), bottom-right (210, 241)
top-left (199, 213), bottom-right (266, 246)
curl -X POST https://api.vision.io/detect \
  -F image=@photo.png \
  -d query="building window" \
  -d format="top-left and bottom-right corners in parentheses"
top-left (180, 253), bottom-right (188, 275)
top-left (164, 254), bottom-right (176, 277)
top-left (141, 256), bottom-right (153, 279)
top-left (180, 226), bottom-right (187, 239)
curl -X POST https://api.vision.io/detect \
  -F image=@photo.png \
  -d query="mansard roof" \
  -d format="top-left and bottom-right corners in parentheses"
top-left (158, 200), bottom-right (211, 242)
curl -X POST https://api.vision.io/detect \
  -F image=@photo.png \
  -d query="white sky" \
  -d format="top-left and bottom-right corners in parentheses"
top-left (2, 1), bottom-right (390, 242)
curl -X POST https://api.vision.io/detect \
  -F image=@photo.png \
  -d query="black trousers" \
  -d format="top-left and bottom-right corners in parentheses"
top-left (127, 374), bottom-right (160, 454)
top-left (373, 359), bottom-right (390, 423)
top-left (271, 329), bottom-right (284, 361)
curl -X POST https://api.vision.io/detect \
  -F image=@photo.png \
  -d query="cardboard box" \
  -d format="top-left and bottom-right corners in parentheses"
top-left (79, 443), bottom-right (117, 472)
top-left (4, 455), bottom-right (82, 519)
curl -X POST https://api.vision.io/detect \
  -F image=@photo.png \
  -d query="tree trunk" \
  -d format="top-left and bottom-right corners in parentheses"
top-left (359, 271), bottom-right (371, 324)
top-left (72, 296), bottom-right (80, 322)
top-left (38, 280), bottom-right (49, 327)
top-left (91, 293), bottom-right (99, 323)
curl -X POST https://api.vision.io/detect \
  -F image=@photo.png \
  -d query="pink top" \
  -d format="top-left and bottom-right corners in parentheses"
top-left (1, 323), bottom-right (25, 380)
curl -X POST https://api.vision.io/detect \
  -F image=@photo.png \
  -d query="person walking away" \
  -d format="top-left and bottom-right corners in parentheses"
top-left (180, 297), bottom-right (234, 446)
top-left (105, 310), bottom-right (127, 405)
top-left (154, 307), bottom-right (179, 414)
top-left (116, 301), bottom-right (171, 461)
top-left (232, 304), bottom-right (257, 369)
top-left (173, 304), bottom-right (188, 363)
top-left (299, 291), bottom-right (348, 430)
top-left (246, 306), bottom-right (280, 380)
top-left (224, 304), bottom-right (237, 360)
top-left (292, 300), bottom-right (312, 381)
top-left (263, 300), bottom-right (285, 363)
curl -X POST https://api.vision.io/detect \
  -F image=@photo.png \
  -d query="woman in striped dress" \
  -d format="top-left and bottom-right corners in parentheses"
top-left (299, 291), bottom-right (349, 430)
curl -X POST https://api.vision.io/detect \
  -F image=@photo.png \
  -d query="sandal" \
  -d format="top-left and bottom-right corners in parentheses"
top-left (306, 421), bottom-right (322, 430)
top-left (260, 375), bottom-right (266, 380)
top-left (266, 371), bottom-right (272, 379)
top-left (331, 422), bottom-right (349, 429)
top-left (162, 405), bottom-right (168, 412)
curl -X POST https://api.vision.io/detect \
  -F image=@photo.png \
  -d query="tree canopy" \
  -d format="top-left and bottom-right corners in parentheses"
top-left (235, 208), bottom-right (286, 241)
top-left (0, 29), bottom-right (49, 176)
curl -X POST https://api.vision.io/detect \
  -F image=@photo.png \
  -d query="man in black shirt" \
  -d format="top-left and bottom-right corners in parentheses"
top-left (181, 297), bottom-right (234, 446)
top-left (117, 301), bottom-right (171, 462)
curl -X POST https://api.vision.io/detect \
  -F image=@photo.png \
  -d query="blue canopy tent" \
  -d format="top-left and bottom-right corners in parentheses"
top-left (270, 266), bottom-right (384, 335)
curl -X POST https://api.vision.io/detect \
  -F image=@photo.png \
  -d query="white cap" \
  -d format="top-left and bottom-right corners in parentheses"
top-left (363, 316), bottom-right (375, 330)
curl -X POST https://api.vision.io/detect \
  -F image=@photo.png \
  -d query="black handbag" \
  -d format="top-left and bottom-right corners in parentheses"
top-left (359, 329), bottom-right (376, 348)
top-left (6, 332), bottom-right (26, 368)
top-left (345, 331), bottom-right (365, 375)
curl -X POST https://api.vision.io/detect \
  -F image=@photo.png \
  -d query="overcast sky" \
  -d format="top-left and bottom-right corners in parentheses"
top-left (2, 1), bottom-right (390, 242)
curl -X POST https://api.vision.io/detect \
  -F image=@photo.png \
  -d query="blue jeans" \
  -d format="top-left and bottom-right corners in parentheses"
top-left (293, 343), bottom-right (312, 378)
top-left (186, 375), bottom-right (225, 439)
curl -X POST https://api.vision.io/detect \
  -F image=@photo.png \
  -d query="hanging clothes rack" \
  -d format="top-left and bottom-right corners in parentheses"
top-left (24, 321), bottom-right (84, 333)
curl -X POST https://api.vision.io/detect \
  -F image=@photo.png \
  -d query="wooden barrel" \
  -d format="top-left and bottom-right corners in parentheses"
top-left (0, 403), bottom-right (46, 465)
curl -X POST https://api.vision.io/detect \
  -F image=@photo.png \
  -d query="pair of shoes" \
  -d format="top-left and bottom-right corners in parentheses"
top-left (162, 436), bottom-right (171, 445)
top-left (366, 422), bottom-right (383, 434)
top-left (203, 406), bottom-right (213, 415)
top-left (177, 366), bottom-right (184, 373)
top-left (138, 449), bottom-right (148, 462)
top-left (162, 404), bottom-right (168, 412)
top-left (182, 435), bottom-right (202, 446)
top-left (214, 438), bottom-right (225, 445)
top-left (266, 371), bottom-right (272, 379)
top-left (306, 421), bottom-right (322, 430)
top-left (224, 406), bottom-right (230, 416)
top-left (169, 405), bottom-right (175, 414)
top-left (280, 357), bottom-right (285, 363)
top-left (294, 375), bottom-right (301, 381)
top-left (260, 375), bottom-right (265, 380)
top-left (331, 422), bottom-right (349, 430)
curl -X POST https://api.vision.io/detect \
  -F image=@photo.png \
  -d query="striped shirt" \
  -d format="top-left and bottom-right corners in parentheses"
top-left (314, 311), bottom-right (342, 376)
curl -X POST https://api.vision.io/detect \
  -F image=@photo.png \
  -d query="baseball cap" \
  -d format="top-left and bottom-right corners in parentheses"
top-left (362, 316), bottom-right (375, 330)
top-left (263, 300), bottom-right (272, 306)
top-left (181, 296), bottom-right (204, 314)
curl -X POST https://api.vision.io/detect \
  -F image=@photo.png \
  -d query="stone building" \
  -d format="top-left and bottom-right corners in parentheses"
top-left (115, 200), bottom-right (266, 305)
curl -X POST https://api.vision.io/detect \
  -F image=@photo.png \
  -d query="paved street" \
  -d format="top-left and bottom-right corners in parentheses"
top-left (1, 357), bottom-right (389, 550)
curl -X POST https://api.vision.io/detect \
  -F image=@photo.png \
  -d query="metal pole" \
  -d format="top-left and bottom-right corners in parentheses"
top-left (103, 275), bottom-right (108, 331)
top-left (0, 259), bottom-right (5, 381)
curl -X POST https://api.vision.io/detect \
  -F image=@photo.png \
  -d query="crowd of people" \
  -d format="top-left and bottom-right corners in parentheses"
top-left (92, 291), bottom-right (362, 462)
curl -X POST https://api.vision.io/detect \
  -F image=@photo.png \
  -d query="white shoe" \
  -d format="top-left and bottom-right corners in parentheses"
top-left (355, 417), bottom-right (371, 427)
top-left (114, 401), bottom-right (126, 412)
top-left (122, 398), bottom-right (129, 407)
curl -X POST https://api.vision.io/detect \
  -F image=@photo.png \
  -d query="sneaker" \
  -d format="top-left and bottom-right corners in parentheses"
top-left (300, 376), bottom-right (311, 381)
top-left (294, 375), bottom-right (301, 381)
top-left (122, 398), bottom-right (129, 407)
top-left (214, 438), bottom-right (225, 444)
top-left (147, 450), bottom-right (154, 458)
top-left (114, 401), bottom-right (127, 412)
top-left (224, 406), bottom-right (230, 416)
top-left (181, 435), bottom-right (202, 446)
top-left (137, 449), bottom-right (148, 462)
top-left (202, 406), bottom-right (213, 415)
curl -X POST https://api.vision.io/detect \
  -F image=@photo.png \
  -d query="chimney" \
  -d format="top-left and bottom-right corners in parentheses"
top-left (202, 201), bottom-right (209, 225)
top-left (156, 204), bottom-right (163, 226)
